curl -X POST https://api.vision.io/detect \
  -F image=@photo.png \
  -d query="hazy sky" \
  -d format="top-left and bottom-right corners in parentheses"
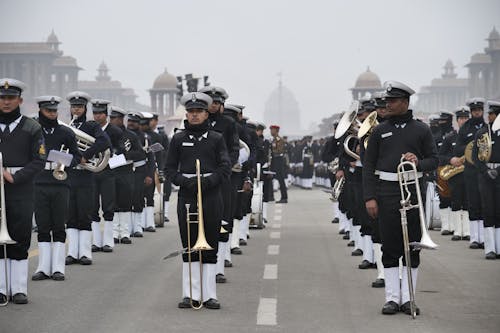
top-left (1, 0), bottom-right (499, 129)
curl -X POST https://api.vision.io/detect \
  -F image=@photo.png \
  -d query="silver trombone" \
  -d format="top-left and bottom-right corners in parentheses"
top-left (397, 157), bottom-right (438, 319)
top-left (0, 153), bottom-right (17, 306)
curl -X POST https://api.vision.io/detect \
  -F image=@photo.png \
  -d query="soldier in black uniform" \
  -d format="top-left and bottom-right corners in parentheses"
top-left (0, 78), bottom-right (45, 304)
top-left (441, 107), bottom-right (470, 242)
top-left (199, 86), bottom-right (239, 282)
top-left (473, 101), bottom-right (500, 259)
top-left (363, 81), bottom-right (438, 315)
top-left (65, 91), bottom-right (110, 266)
top-left (270, 125), bottom-right (288, 202)
top-left (301, 136), bottom-right (314, 189)
top-left (321, 122), bottom-right (341, 224)
top-left (257, 123), bottom-right (273, 224)
top-left (450, 97), bottom-right (486, 248)
top-left (109, 106), bottom-right (146, 244)
top-left (166, 92), bottom-right (231, 309)
top-left (91, 99), bottom-right (124, 253)
top-left (151, 115), bottom-right (171, 225)
top-left (32, 96), bottom-right (80, 282)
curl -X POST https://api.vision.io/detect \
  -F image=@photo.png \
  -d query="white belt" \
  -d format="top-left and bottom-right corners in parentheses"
top-left (377, 170), bottom-right (423, 182)
top-left (349, 167), bottom-right (355, 173)
top-left (355, 160), bottom-right (362, 167)
top-left (182, 173), bottom-right (213, 178)
top-left (133, 160), bottom-right (147, 168)
top-left (44, 162), bottom-right (58, 170)
top-left (487, 163), bottom-right (500, 168)
top-left (4, 167), bottom-right (22, 175)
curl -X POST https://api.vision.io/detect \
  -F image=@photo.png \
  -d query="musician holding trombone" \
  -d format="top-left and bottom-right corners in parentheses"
top-left (363, 81), bottom-right (438, 316)
top-left (166, 92), bottom-right (230, 309)
top-left (32, 96), bottom-right (80, 282)
top-left (0, 79), bottom-right (46, 304)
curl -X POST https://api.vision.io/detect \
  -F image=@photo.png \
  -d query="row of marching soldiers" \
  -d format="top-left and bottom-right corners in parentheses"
top-left (320, 81), bottom-right (500, 315)
top-left (0, 77), bottom-right (275, 309)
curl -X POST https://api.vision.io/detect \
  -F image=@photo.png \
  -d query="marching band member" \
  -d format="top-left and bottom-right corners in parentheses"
top-left (166, 92), bottom-right (230, 309)
top-left (151, 115), bottom-right (171, 226)
top-left (109, 106), bottom-right (145, 244)
top-left (270, 125), bottom-right (288, 202)
top-left (65, 91), bottom-right (110, 266)
top-left (451, 98), bottom-right (486, 248)
top-left (32, 96), bottom-right (80, 282)
top-left (473, 101), bottom-right (500, 259)
top-left (300, 136), bottom-right (314, 189)
top-left (363, 81), bottom-right (438, 315)
top-left (0, 78), bottom-right (45, 304)
top-left (257, 123), bottom-right (273, 224)
top-left (320, 122), bottom-right (341, 225)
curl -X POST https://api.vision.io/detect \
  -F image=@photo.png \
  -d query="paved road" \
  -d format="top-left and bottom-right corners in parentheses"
top-left (1, 187), bottom-right (499, 333)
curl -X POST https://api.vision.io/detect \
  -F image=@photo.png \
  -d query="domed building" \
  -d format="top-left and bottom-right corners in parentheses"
top-left (264, 79), bottom-right (301, 134)
top-left (150, 68), bottom-right (179, 118)
top-left (350, 67), bottom-right (382, 100)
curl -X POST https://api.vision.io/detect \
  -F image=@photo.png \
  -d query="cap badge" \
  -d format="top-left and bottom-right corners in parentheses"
top-left (386, 84), bottom-right (392, 92)
top-left (191, 93), bottom-right (197, 102)
top-left (3, 82), bottom-right (9, 89)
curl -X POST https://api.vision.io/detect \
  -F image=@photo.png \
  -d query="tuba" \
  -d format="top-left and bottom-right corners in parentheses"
top-left (357, 110), bottom-right (379, 149)
top-left (335, 101), bottom-right (361, 160)
top-left (332, 176), bottom-right (345, 202)
top-left (0, 153), bottom-right (17, 307)
top-left (58, 120), bottom-right (110, 172)
top-left (327, 157), bottom-right (339, 174)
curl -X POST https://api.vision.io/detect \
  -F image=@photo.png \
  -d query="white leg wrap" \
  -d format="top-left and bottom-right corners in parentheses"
top-left (363, 236), bottom-right (374, 263)
top-left (216, 242), bottom-right (225, 275)
top-left (91, 221), bottom-right (102, 247)
top-left (495, 228), bottom-right (500, 254)
top-left (79, 230), bottom-right (92, 259)
top-left (52, 242), bottom-right (65, 275)
top-left (120, 212), bottom-right (131, 238)
top-left (182, 262), bottom-right (201, 301)
top-left (133, 212), bottom-right (143, 233)
top-left (202, 263), bottom-right (217, 302)
top-left (484, 227), bottom-right (496, 254)
top-left (112, 214), bottom-right (120, 240)
top-left (35, 242), bottom-right (51, 276)
top-left (66, 228), bottom-right (79, 259)
top-left (373, 243), bottom-right (384, 279)
top-left (478, 220), bottom-right (484, 244)
top-left (439, 208), bottom-right (451, 231)
top-left (384, 267), bottom-right (400, 304)
top-left (103, 221), bottom-right (114, 247)
top-left (401, 266), bottom-right (418, 304)
top-left (231, 221), bottom-right (240, 249)
top-left (461, 210), bottom-right (470, 236)
top-left (10, 259), bottom-right (28, 295)
top-left (470, 220), bottom-right (478, 243)
top-left (145, 206), bottom-right (155, 229)
top-left (164, 201), bottom-right (169, 218)
top-left (0, 259), bottom-right (11, 296)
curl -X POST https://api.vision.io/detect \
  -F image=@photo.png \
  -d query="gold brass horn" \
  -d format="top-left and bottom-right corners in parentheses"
top-left (335, 101), bottom-right (361, 160)
top-left (0, 153), bottom-right (17, 307)
top-left (477, 124), bottom-right (492, 162)
top-left (185, 159), bottom-right (214, 309)
top-left (358, 110), bottom-right (379, 148)
top-left (52, 145), bottom-right (70, 181)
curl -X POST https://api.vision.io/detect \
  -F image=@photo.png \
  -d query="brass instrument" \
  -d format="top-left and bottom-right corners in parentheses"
top-left (185, 159), bottom-right (213, 309)
top-left (327, 157), bottom-right (339, 174)
top-left (464, 141), bottom-right (474, 165)
top-left (477, 124), bottom-right (492, 162)
top-left (335, 102), bottom-right (361, 160)
top-left (58, 120), bottom-right (110, 172)
top-left (232, 140), bottom-right (251, 172)
top-left (397, 157), bottom-right (438, 319)
top-left (357, 110), bottom-right (379, 148)
top-left (332, 176), bottom-right (345, 202)
top-left (0, 153), bottom-right (17, 307)
top-left (438, 157), bottom-right (465, 181)
top-left (52, 145), bottom-right (70, 181)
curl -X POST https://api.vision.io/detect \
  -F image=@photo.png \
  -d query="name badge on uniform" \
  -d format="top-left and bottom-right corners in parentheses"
top-left (467, 133), bottom-right (473, 137)
top-left (182, 142), bottom-right (194, 147)
top-left (381, 132), bottom-right (393, 139)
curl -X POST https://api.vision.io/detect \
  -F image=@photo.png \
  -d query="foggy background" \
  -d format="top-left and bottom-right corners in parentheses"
top-left (1, 0), bottom-right (499, 131)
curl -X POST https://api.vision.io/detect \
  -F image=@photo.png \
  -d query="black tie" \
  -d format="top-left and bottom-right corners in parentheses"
top-left (1, 125), bottom-right (10, 141)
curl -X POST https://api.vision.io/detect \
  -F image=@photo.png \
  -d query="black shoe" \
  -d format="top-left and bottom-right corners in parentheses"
top-left (224, 260), bottom-right (233, 268)
top-left (33, 226), bottom-right (38, 233)
top-left (203, 298), bottom-right (221, 309)
top-left (276, 199), bottom-right (288, 204)
top-left (358, 260), bottom-right (375, 269)
top-left (65, 256), bottom-right (78, 265)
top-left (381, 301), bottom-right (399, 315)
top-left (343, 232), bottom-right (350, 240)
top-left (239, 239), bottom-right (247, 246)
top-left (462, 235), bottom-right (470, 241)
top-left (102, 245), bottom-right (113, 253)
top-left (121, 237), bottom-right (132, 244)
top-left (485, 251), bottom-right (497, 260)
top-left (347, 240), bottom-right (355, 247)
top-left (156, 222), bottom-right (164, 228)
top-left (133, 231), bottom-right (143, 238)
top-left (469, 241), bottom-right (480, 249)
top-left (12, 293), bottom-right (28, 304)
top-left (372, 278), bottom-right (385, 288)
top-left (91, 245), bottom-right (102, 252)
top-left (400, 301), bottom-right (420, 316)
top-left (178, 297), bottom-right (200, 309)
top-left (32, 271), bottom-right (50, 281)
top-left (231, 247), bottom-right (242, 255)
top-left (0, 293), bottom-right (6, 304)
top-left (164, 217), bottom-right (170, 223)
top-left (51, 272), bottom-right (65, 281)
top-left (216, 274), bottom-right (226, 283)
top-left (263, 218), bottom-right (268, 224)
top-left (351, 248), bottom-right (363, 256)
top-left (79, 256), bottom-right (92, 265)
top-left (441, 230), bottom-right (453, 236)
top-left (114, 238), bottom-right (119, 244)
top-left (144, 226), bottom-right (156, 232)
top-left (478, 242), bottom-right (485, 249)
top-left (451, 235), bottom-right (461, 241)
top-left (332, 217), bottom-right (339, 224)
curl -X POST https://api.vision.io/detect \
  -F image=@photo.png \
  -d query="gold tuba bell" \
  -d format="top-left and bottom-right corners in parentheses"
top-left (357, 110), bottom-right (379, 149)
top-left (335, 101), bottom-right (361, 160)
top-left (477, 125), bottom-right (492, 162)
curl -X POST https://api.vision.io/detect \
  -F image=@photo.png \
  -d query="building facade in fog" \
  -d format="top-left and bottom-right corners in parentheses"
top-left (350, 67), bottom-right (382, 100)
top-left (149, 68), bottom-right (179, 119)
top-left (264, 79), bottom-right (301, 134)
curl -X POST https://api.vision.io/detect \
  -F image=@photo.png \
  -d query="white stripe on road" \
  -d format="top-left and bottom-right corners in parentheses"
top-left (257, 297), bottom-right (277, 326)
top-left (263, 264), bottom-right (278, 279)
top-left (270, 231), bottom-right (281, 239)
top-left (275, 208), bottom-right (282, 214)
top-left (273, 215), bottom-right (282, 221)
top-left (267, 245), bottom-right (280, 255)
top-left (272, 223), bottom-right (281, 229)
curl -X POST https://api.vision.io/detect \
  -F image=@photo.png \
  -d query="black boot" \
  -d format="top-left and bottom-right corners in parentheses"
top-left (469, 241), bottom-right (480, 249)
top-left (51, 272), bottom-right (65, 281)
top-left (65, 256), bottom-right (78, 265)
top-left (224, 260), bottom-right (233, 268)
top-left (400, 301), bottom-right (420, 315)
top-left (381, 301), bottom-right (399, 315)
top-left (332, 218), bottom-right (339, 224)
top-left (343, 231), bottom-right (350, 240)
top-left (216, 274), bottom-right (226, 283)
top-left (102, 245), bottom-right (113, 253)
top-left (231, 247), bottom-right (242, 255)
top-left (358, 260), bottom-right (375, 269)
top-left (91, 245), bottom-right (102, 252)
top-left (451, 235), bottom-right (461, 241)
top-left (351, 248), bottom-right (363, 256)
top-left (371, 278), bottom-right (385, 288)
top-left (32, 271), bottom-right (50, 281)
top-left (12, 293), bottom-right (28, 304)
top-left (203, 298), bottom-right (221, 309)
top-left (121, 237), bottom-right (132, 244)
top-left (79, 256), bottom-right (92, 265)
top-left (485, 252), bottom-right (497, 260)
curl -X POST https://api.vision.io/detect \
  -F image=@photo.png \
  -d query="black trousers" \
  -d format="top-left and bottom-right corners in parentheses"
top-left (91, 168), bottom-right (116, 222)
top-left (144, 182), bottom-right (155, 207)
top-left (177, 190), bottom-right (222, 263)
top-left (343, 172), bottom-right (356, 221)
top-left (438, 193), bottom-right (451, 209)
top-left (464, 165), bottom-right (482, 221)
top-left (262, 174), bottom-right (274, 202)
top-left (448, 173), bottom-right (467, 211)
top-left (271, 157), bottom-right (287, 200)
top-left (377, 180), bottom-right (422, 268)
top-left (115, 170), bottom-right (134, 212)
top-left (34, 185), bottom-right (69, 243)
top-left (220, 177), bottom-right (233, 239)
top-left (132, 166), bottom-right (145, 213)
top-left (370, 218), bottom-right (382, 244)
top-left (231, 172), bottom-right (245, 220)
top-left (68, 183), bottom-right (94, 231)
top-left (353, 168), bottom-right (372, 235)
top-left (478, 172), bottom-right (500, 228)
top-left (241, 190), bottom-right (252, 215)
top-left (163, 177), bottom-right (172, 202)
top-left (1, 188), bottom-right (33, 260)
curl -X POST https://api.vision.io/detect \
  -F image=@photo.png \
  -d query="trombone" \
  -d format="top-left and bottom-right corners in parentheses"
top-left (52, 145), bottom-right (70, 181)
top-left (185, 159), bottom-right (213, 309)
top-left (0, 153), bottom-right (17, 306)
top-left (397, 157), bottom-right (438, 319)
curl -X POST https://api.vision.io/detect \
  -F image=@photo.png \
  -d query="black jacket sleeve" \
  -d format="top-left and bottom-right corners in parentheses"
top-left (12, 118), bottom-right (46, 184)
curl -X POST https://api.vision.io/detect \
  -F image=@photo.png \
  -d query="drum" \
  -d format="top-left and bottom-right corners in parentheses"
top-left (425, 182), bottom-right (442, 230)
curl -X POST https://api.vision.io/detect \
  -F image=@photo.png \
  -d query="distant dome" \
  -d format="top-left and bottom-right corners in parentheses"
top-left (47, 30), bottom-right (59, 44)
top-left (488, 26), bottom-right (500, 41)
top-left (98, 61), bottom-right (108, 72)
top-left (354, 67), bottom-right (381, 89)
top-left (153, 68), bottom-right (178, 90)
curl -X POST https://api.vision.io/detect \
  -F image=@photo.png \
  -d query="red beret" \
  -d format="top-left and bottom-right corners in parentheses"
top-left (270, 125), bottom-right (280, 130)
